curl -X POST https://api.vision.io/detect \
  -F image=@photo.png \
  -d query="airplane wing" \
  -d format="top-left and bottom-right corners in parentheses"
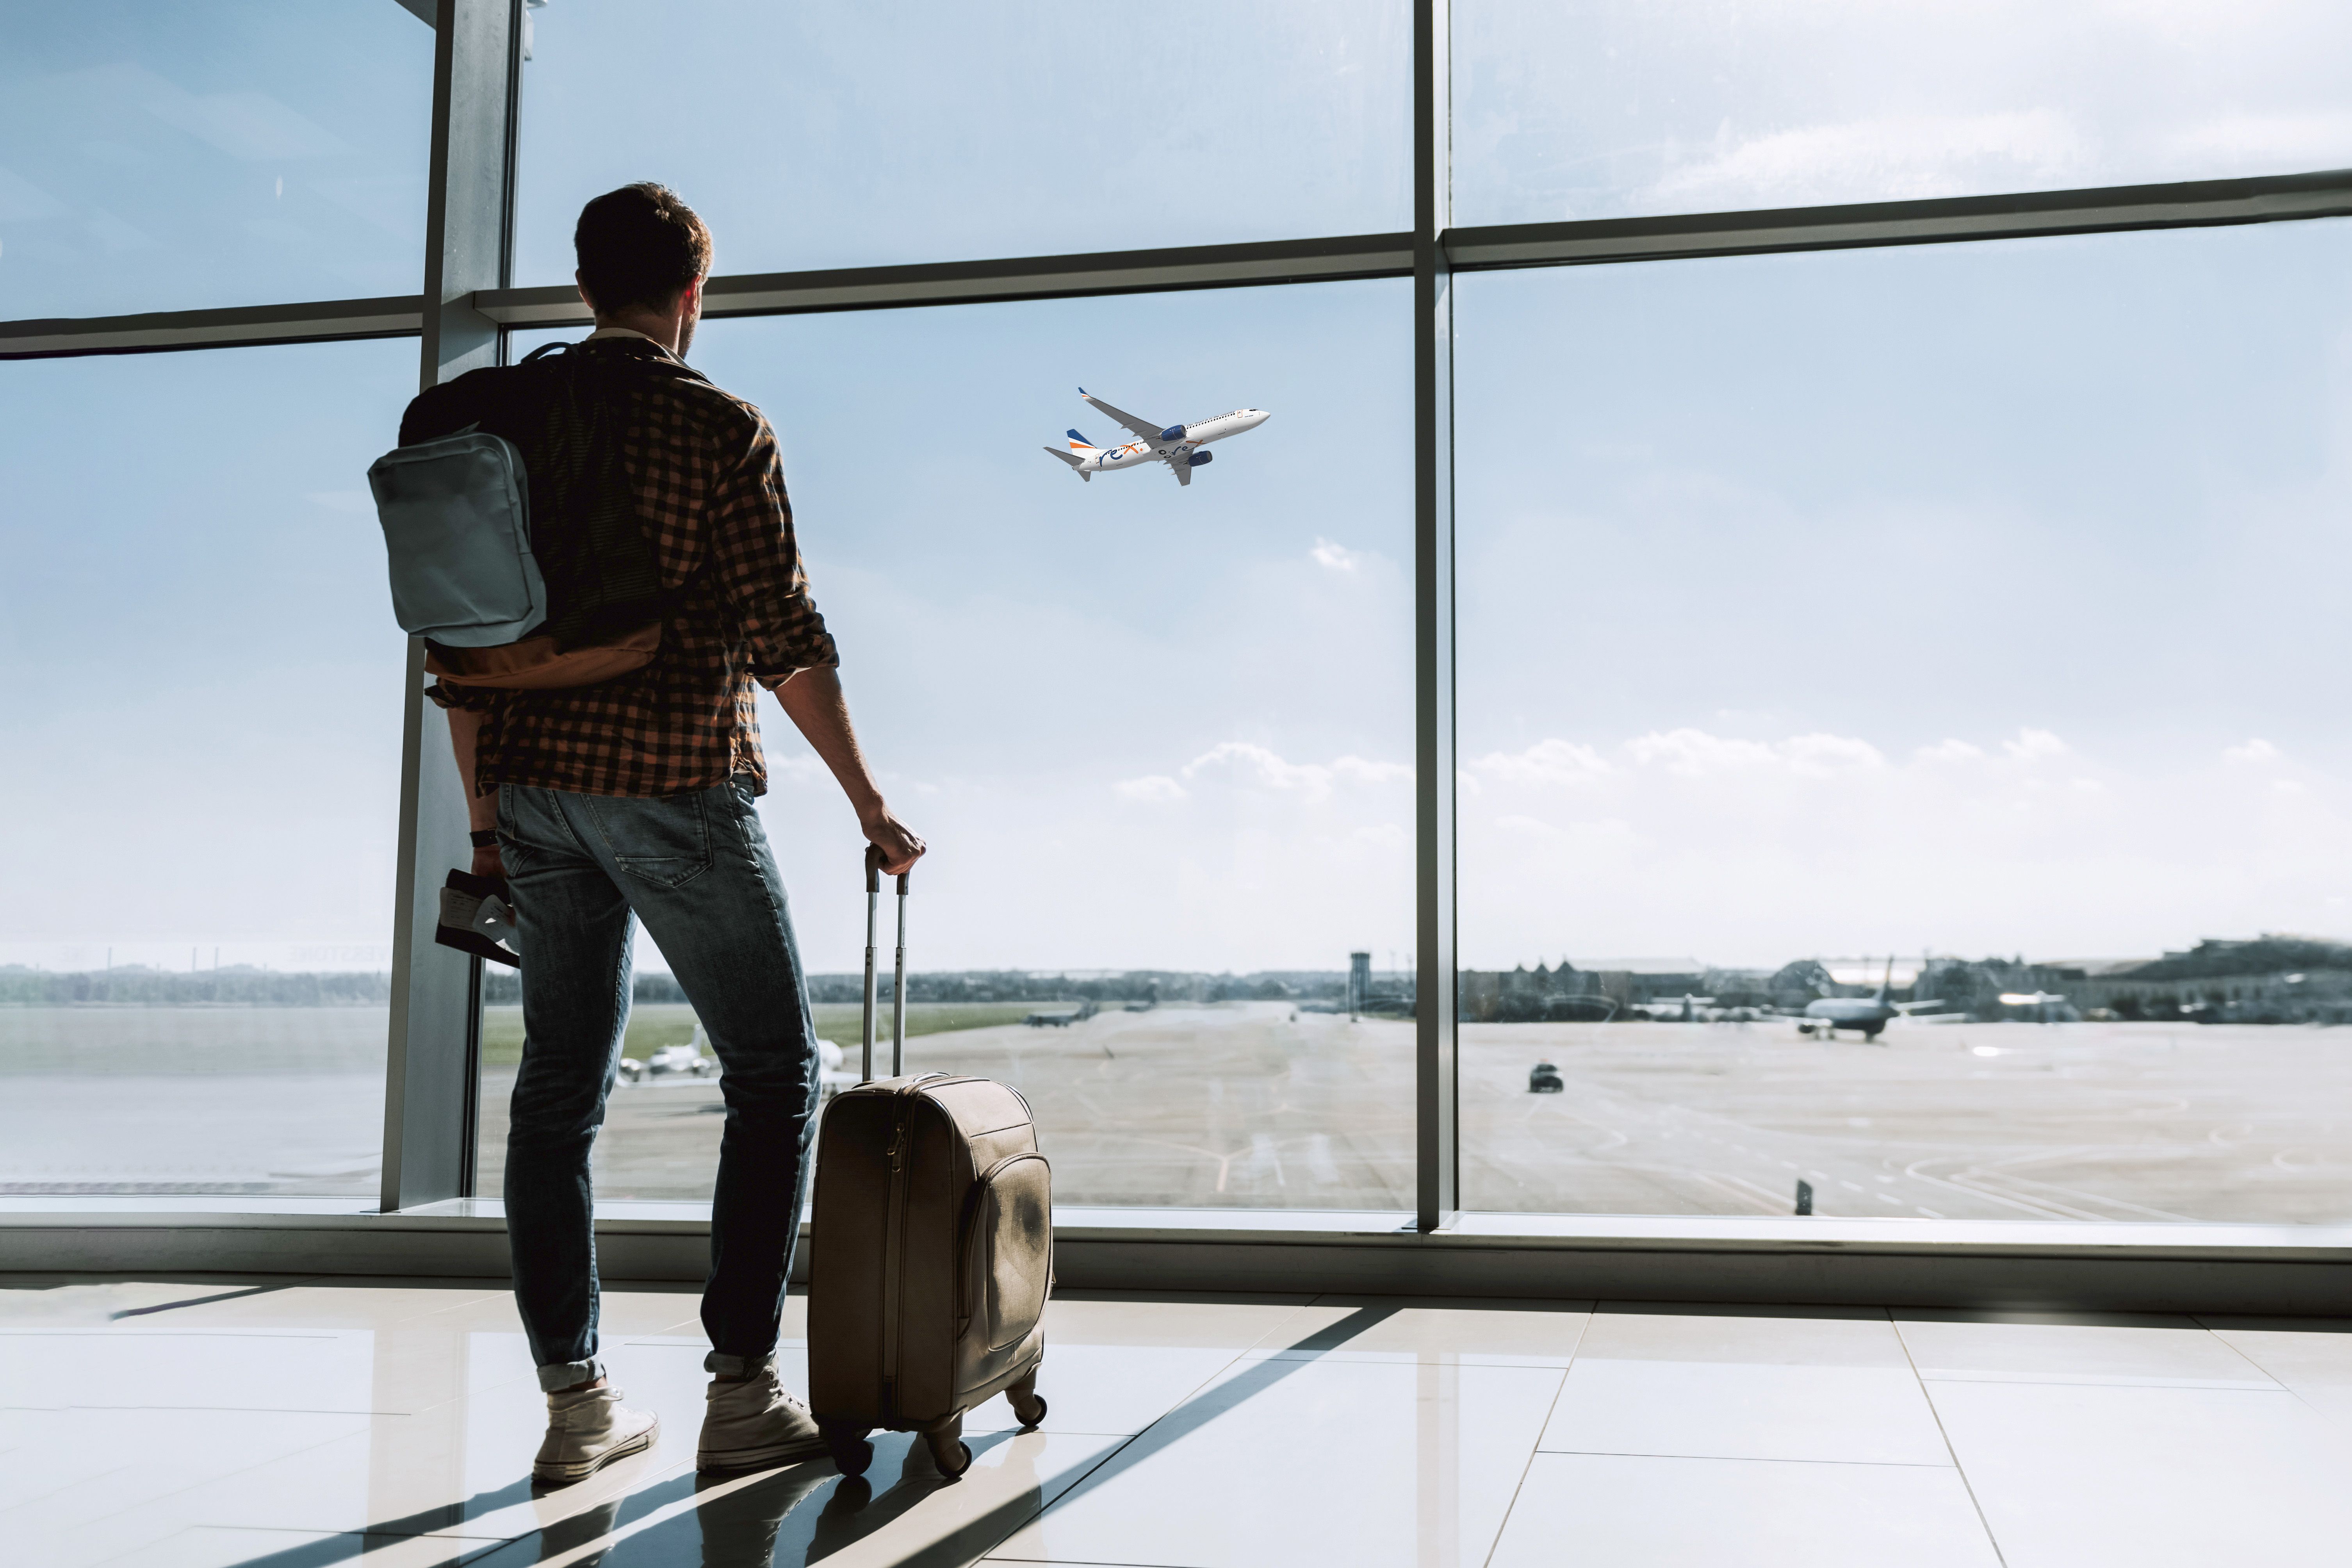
top-left (1079, 388), bottom-right (1165, 440)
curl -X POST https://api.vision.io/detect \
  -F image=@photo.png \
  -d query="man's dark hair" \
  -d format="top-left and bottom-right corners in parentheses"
top-left (574, 183), bottom-right (713, 314)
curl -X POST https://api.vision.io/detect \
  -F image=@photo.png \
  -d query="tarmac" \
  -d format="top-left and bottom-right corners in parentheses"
top-left (482, 1006), bottom-right (2352, 1223)
top-left (9, 1003), bottom-right (2350, 1224)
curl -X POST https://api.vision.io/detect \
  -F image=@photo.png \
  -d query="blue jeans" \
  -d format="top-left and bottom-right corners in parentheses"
top-left (497, 776), bottom-right (820, 1393)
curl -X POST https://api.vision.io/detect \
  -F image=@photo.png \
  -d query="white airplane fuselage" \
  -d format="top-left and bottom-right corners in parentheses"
top-left (1048, 390), bottom-right (1270, 485)
top-left (1067, 409), bottom-right (1269, 476)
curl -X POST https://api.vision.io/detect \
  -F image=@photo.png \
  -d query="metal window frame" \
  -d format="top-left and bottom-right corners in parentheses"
top-left (7, 0), bottom-right (2352, 1251)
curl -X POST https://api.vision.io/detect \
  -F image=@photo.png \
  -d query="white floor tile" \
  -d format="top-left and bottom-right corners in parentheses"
top-left (964, 1342), bottom-right (1243, 1436)
top-left (99, 1523), bottom-right (492, 1568)
top-left (0, 1278), bottom-right (301, 1327)
top-left (1894, 1310), bottom-right (2278, 1389)
top-left (0, 1325), bottom-right (382, 1413)
top-left (992, 1356), bottom-right (1562, 1568)
top-left (158, 1282), bottom-right (510, 1332)
top-left (1041, 1290), bottom-right (1323, 1351)
top-left (1251, 1295), bottom-right (1593, 1367)
top-left (0, 1406), bottom-right (370, 1537)
top-left (1486, 1452), bottom-right (2001, 1568)
top-left (1578, 1304), bottom-right (1913, 1368)
top-left (1539, 1360), bottom-right (1951, 1466)
top-left (1928, 1379), bottom-right (2352, 1566)
top-left (2196, 1318), bottom-right (2352, 1428)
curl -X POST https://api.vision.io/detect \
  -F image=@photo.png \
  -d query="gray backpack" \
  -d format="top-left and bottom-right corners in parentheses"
top-left (368, 427), bottom-right (546, 649)
top-left (370, 340), bottom-right (672, 690)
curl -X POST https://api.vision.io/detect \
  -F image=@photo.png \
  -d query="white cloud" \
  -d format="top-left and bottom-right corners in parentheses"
top-left (1183, 740), bottom-right (1332, 799)
top-left (1114, 775), bottom-right (1187, 804)
top-left (1617, 728), bottom-right (1882, 779)
top-left (2163, 111), bottom-right (2352, 166)
top-left (1333, 756), bottom-right (1411, 786)
top-left (1644, 111), bottom-right (2091, 210)
top-left (1310, 536), bottom-right (1368, 574)
top-left (1459, 723), bottom-right (2352, 969)
top-left (1470, 738), bottom-right (1611, 787)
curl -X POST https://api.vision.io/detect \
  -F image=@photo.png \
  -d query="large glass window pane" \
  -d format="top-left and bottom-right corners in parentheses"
top-left (0, 2), bottom-right (432, 319)
top-left (0, 340), bottom-right (414, 1195)
top-left (513, 1), bottom-right (1409, 282)
top-left (1456, 219), bottom-right (2352, 1223)
top-left (478, 282), bottom-right (1414, 1209)
top-left (1457, 1), bottom-right (2352, 227)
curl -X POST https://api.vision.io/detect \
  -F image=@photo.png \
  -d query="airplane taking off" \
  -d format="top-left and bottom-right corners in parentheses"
top-left (1045, 388), bottom-right (1269, 486)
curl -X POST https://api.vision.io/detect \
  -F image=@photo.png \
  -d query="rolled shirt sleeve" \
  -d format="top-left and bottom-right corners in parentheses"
top-left (425, 679), bottom-right (499, 712)
top-left (707, 414), bottom-right (839, 690)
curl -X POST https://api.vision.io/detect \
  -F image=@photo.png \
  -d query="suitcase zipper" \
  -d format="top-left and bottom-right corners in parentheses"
top-left (878, 1091), bottom-right (914, 1422)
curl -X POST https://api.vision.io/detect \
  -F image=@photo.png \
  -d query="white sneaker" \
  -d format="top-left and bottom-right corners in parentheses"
top-left (698, 1361), bottom-right (829, 1472)
top-left (533, 1384), bottom-right (659, 1484)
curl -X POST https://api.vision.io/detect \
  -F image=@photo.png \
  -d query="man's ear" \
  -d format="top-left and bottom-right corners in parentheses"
top-left (574, 269), bottom-right (597, 315)
top-left (678, 274), bottom-right (704, 316)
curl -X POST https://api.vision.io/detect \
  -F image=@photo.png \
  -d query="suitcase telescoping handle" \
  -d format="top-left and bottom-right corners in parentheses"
top-left (861, 845), bottom-right (911, 1082)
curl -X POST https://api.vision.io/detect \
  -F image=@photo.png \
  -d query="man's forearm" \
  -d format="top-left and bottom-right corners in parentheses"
top-left (772, 666), bottom-right (884, 819)
top-left (447, 706), bottom-right (497, 833)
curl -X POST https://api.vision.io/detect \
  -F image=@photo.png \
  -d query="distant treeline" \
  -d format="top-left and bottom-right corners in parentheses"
top-left (6, 963), bottom-right (1358, 1010)
top-left (485, 968), bottom-right (1351, 1007)
top-left (0, 966), bottom-right (392, 1007)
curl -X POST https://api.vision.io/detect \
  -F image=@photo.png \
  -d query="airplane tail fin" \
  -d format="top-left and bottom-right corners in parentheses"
top-left (1066, 428), bottom-right (1098, 449)
top-left (1873, 955), bottom-right (1893, 1003)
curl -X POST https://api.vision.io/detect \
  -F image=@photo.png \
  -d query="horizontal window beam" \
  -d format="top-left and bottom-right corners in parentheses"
top-left (473, 231), bottom-right (1418, 326)
top-left (7, 1200), bottom-right (2350, 1312)
top-left (0, 296), bottom-right (423, 360)
top-left (10, 169), bottom-right (2348, 360)
top-left (1448, 167), bottom-right (2352, 269)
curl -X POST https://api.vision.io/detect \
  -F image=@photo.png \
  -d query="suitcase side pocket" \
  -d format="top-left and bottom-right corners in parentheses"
top-left (962, 1151), bottom-right (1053, 1355)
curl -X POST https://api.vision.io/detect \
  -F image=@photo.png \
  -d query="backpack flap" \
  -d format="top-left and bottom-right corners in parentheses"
top-left (369, 430), bottom-right (548, 647)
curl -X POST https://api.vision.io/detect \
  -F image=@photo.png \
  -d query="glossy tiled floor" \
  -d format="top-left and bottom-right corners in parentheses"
top-left (7, 1276), bottom-right (2352, 1567)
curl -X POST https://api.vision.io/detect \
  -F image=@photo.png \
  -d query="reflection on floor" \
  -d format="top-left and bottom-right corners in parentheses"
top-left (7, 1275), bottom-right (2352, 1566)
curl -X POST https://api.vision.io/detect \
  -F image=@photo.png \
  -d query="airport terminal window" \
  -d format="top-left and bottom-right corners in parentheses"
top-left (510, 0), bottom-right (1411, 282)
top-left (1454, 0), bottom-right (2352, 228)
top-left (0, 1), bottom-right (433, 319)
top-left (1452, 217), bottom-right (2352, 1222)
top-left (482, 281), bottom-right (1416, 1208)
top-left (0, 339), bottom-right (415, 1196)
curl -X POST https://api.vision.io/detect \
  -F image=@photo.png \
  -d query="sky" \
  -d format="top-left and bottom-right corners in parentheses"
top-left (5, 3), bottom-right (2352, 980)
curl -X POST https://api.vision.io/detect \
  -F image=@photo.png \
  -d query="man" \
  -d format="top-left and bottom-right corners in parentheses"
top-left (413, 183), bottom-right (922, 1483)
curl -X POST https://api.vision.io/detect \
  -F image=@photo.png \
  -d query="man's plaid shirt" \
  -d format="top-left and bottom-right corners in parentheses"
top-left (417, 332), bottom-right (837, 798)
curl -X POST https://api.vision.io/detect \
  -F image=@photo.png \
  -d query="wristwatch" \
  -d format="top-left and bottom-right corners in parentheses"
top-left (470, 829), bottom-right (500, 849)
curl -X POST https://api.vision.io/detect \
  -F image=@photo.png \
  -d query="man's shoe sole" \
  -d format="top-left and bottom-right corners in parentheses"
top-left (532, 1418), bottom-right (658, 1484)
top-left (696, 1432), bottom-right (830, 1473)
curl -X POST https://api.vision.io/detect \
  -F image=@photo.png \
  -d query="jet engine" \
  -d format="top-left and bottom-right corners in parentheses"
top-left (1187, 449), bottom-right (1213, 467)
top-left (1159, 424), bottom-right (1186, 441)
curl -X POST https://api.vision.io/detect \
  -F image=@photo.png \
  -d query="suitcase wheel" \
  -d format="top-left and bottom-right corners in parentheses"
top-left (1010, 1391), bottom-right (1048, 1429)
top-left (820, 1422), bottom-right (873, 1478)
top-left (922, 1422), bottom-right (973, 1480)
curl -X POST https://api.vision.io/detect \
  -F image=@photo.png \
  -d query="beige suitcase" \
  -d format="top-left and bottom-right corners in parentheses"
top-left (806, 852), bottom-right (1051, 1479)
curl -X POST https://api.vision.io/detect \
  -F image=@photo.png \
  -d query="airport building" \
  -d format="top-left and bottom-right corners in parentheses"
top-left (9, 4), bottom-right (2352, 1563)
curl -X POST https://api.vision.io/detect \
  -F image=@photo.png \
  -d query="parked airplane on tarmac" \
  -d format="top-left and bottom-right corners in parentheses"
top-left (1045, 388), bottom-right (1269, 486)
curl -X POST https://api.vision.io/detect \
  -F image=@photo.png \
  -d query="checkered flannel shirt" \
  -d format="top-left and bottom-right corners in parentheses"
top-left (419, 334), bottom-right (837, 797)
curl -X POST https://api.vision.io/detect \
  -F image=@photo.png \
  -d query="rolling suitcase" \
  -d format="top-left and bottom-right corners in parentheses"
top-left (807, 848), bottom-right (1051, 1479)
